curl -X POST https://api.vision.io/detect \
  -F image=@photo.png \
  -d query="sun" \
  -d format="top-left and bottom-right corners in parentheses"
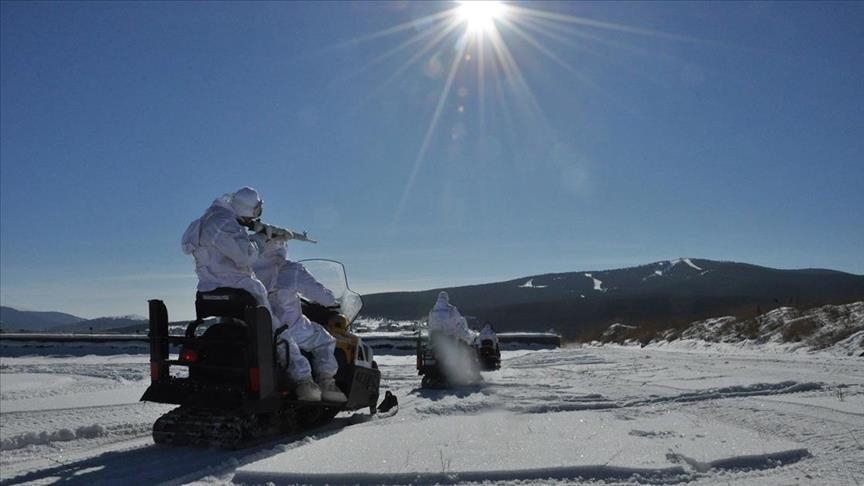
top-left (456, 1), bottom-right (507, 35)
top-left (330, 1), bottom-right (689, 226)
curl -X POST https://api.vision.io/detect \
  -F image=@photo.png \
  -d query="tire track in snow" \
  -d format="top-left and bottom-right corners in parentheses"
top-left (0, 417), bottom-right (362, 486)
top-left (625, 381), bottom-right (824, 407)
top-left (682, 395), bottom-right (864, 485)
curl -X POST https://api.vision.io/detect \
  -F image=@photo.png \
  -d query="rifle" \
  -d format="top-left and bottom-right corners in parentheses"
top-left (241, 219), bottom-right (317, 244)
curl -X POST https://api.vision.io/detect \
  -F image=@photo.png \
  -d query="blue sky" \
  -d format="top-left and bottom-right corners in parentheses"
top-left (2, 1), bottom-right (862, 320)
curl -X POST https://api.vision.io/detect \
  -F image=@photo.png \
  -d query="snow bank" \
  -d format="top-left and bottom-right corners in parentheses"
top-left (599, 302), bottom-right (864, 356)
top-left (352, 317), bottom-right (417, 333)
top-left (1, 338), bottom-right (149, 357)
top-left (1, 424), bottom-right (106, 451)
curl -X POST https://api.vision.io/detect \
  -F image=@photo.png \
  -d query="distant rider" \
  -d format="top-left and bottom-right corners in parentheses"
top-left (428, 291), bottom-right (478, 347)
top-left (478, 321), bottom-right (500, 351)
top-left (427, 291), bottom-right (482, 384)
top-left (252, 233), bottom-right (348, 403)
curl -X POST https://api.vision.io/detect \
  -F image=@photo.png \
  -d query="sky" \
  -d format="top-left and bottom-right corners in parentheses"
top-left (2, 1), bottom-right (863, 320)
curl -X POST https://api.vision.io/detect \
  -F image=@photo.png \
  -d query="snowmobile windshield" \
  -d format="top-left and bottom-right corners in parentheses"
top-left (299, 259), bottom-right (363, 325)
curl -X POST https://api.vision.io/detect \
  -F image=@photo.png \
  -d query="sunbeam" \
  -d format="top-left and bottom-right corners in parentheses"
top-left (391, 29), bottom-right (471, 228)
top-left (316, 1), bottom-right (714, 229)
top-left (346, 17), bottom-right (465, 116)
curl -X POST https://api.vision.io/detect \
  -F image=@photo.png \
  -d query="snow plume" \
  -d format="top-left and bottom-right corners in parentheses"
top-left (430, 337), bottom-right (481, 386)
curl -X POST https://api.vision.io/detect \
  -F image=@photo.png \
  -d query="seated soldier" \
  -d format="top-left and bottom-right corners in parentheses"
top-left (478, 321), bottom-right (500, 352)
top-left (427, 291), bottom-right (481, 385)
top-left (252, 233), bottom-right (347, 403)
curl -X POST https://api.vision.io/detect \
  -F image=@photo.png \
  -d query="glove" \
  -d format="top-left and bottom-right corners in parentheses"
top-left (251, 220), bottom-right (285, 240)
top-left (250, 221), bottom-right (316, 244)
top-left (268, 226), bottom-right (294, 241)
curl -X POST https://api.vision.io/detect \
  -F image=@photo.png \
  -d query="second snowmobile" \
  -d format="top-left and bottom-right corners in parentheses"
top-left (476, 337), bottom-right (501, 371)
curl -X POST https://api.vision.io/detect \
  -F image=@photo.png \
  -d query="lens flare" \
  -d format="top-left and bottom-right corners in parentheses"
top-left (457, 1), bottom-right (506, 35)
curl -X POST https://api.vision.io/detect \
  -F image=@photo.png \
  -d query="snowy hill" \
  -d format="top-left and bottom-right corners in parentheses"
top-left (0, 306), bottom-right (84, 331)
top-left (599, 301), bottom-right (864, 357)
top-left (360, 259), bottom-right (864, 339)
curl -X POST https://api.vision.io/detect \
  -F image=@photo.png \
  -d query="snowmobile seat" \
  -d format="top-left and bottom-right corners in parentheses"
top-left (480, 339), bottom-right (500, 354)
top-left (196, 288), bottom-right (257, 321)
top-left (188, 323), bottom-right (248, 385)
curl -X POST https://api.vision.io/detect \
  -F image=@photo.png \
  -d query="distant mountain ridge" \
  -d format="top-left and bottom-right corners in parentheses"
top-left (4, 259), bottom-right (863, 338)
top-left (55, 316), bottom-right (148, 333)
top-left (359, 259), bottom-right (864, 340)
top-left (0, 307), bottom-right (146, 333)
top-left (0, 307), bottom-right (84, 331)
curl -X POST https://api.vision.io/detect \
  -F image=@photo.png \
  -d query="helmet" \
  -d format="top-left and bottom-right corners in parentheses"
top-left (230, 187), bottom-right (262, 219)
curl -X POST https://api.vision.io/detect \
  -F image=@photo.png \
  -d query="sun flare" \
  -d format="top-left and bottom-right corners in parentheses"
top-left (456, 1), bottom-right (506, 34)
top-left (332, 1), bottom-right (692, 226)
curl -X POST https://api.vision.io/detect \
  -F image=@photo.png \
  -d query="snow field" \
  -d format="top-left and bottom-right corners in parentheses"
top-left (233, 410), bottom-right (805, 485)
top-left (1, 344), bottom-right (862, 485)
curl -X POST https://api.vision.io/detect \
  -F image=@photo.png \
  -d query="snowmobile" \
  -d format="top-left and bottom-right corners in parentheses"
top-left (416, 329), bottom-right (485, 389)
top-left (476, 337), bottom-right (501, 371)
top-left (141, 259), bottom-right (383, 448)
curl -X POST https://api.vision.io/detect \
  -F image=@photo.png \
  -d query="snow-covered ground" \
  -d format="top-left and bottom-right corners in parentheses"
top-left (1, 342), bottom-right (862, 485)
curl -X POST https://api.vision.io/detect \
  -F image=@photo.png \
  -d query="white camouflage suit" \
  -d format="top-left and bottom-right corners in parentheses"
top-left (252, 234), bottom-right (340, 382)
top-left (180, 188), bottom-right (272, 316)
top-left (478, 323), bottom-right (499, 348)
top-left (428, 291), bottom-right (478, 346)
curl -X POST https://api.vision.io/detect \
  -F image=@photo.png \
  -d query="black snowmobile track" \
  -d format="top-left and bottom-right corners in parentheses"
top-left (152, 401), bottom-right (351, 449)
top-left (153, 407), bottom-right (266, 449)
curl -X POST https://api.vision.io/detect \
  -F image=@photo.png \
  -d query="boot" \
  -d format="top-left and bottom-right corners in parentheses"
top-left (377, 390), bottom-right (398, 413)
top-left (317, 375), bottom-right (348, 403)
top-left (295, 377), bottom-right (322, 402)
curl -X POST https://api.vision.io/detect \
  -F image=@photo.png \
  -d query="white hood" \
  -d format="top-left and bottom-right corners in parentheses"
top-left (434, 291), bottom-right (450, 309)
